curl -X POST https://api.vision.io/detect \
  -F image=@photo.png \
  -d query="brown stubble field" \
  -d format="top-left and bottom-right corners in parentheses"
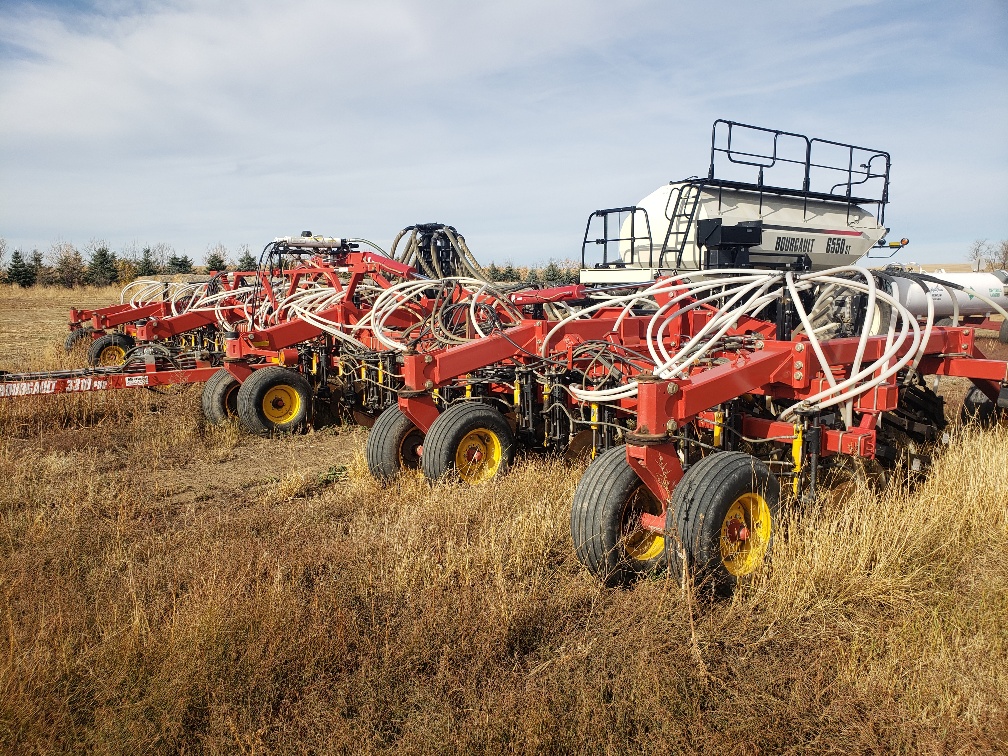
top-left (0, 283), bottom-right (1007, 755)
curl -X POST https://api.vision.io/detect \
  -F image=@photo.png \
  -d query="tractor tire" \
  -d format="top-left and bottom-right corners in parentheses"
top-left (87, 332), bottom-right (135, 366)
top-left (960, 386), bottom-right (1000, 427)
top-left (201, 368), bottom-right (241, 425)
top-left (935, 317), bottom-right (953, 327)
top-left (236, 366), bottom-right (312, 435)
top-left (420, 401), bottom-right (515, 484)
top-left (64, 328), bottom-right (91, 353)
top-left (570, 445), bottom-right (669, 587)
top-left (668, 451), bottom-right (780, 596)
top-left (1000, 319), bottom-right (1008, 345)
top-left (366, 405), bottom-right (425, 482)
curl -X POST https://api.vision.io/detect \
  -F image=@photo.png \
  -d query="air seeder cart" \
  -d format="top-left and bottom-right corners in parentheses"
top-left (361, 121), bottom-right (1008, 594)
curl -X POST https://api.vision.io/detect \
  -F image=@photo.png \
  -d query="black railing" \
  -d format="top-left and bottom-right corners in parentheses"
top-left (580, 207), bottom-right (653, 270)
top-left (708, 119), bottom-right (891, 224)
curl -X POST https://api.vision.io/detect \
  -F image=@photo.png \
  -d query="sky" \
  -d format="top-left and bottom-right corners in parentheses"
top-left (0, 0), bottom-right (1005, 266)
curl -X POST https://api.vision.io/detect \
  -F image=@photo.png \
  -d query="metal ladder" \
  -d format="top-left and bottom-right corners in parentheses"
top-left (659, 180), bottom-right (704, 269)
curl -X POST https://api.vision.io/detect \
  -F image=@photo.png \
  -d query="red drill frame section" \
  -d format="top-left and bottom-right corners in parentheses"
top-left (627, 326), bottom-right (1005, 505)
top-left (0, 365), bottom-right (219, 398)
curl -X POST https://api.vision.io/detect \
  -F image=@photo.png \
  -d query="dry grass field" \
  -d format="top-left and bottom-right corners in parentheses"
top-left (1, 284), bottom-right (1007, 754)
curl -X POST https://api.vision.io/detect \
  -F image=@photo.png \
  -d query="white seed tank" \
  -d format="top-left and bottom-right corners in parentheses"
top-left (580, 120), bottom-right (893, 284)
top-left (644, 182), bottom-right (882, 267)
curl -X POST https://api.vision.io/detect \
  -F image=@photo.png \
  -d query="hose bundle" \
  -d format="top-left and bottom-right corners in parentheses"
top-left (390, 224), bottom-right (486, 280)
top-left (541, 265), bottom-right (1008, 424)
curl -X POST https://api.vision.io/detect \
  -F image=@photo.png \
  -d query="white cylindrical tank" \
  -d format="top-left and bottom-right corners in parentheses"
top-left (890, 271), bottom-right (1008, 318)
top-left (619, 181), bottom-right (887, 272)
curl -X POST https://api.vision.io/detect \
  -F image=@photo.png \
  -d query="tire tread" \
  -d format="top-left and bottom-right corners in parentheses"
top-left (236, 366), bottom-right (312, 435)
top-left (420, 401), bottom-right (514, 482)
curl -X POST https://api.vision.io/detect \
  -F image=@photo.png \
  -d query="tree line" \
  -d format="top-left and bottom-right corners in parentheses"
top-left (482, 261), bottom-right (580, 285)
top-left (0, 240), bottom-right (258, 288)
top-left (0, 237), bottom-right (581, 289)
top-left (6, 235), bottom-right (1007, 289)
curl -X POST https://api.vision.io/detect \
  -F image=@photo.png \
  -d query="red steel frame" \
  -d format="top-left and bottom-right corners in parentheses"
top-left (0, 363), bottom-right (219, 398)
top-left (379, 281), bottom-right (1008, 532)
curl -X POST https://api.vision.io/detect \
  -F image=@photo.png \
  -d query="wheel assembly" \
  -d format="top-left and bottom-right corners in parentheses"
top-left (64, 328), bottom-right (92, 353)
top-left (236, 365), bottom-right (312, 435)
top-left (201, 368), bottom-right (241, 425)
top-left (570, 445), bottom-right (669, 587)
top-left (366, 405), bottom-right (425, 482)
top-left (86, 332), bottom-right (135, 367)
top-left (668, 451), bottom-right (780, 595)
top-left (420, 401), bottom-right (515, 483)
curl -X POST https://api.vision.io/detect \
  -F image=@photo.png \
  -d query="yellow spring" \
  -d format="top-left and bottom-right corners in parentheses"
top-left (791, 424), bottom-right (803, 496)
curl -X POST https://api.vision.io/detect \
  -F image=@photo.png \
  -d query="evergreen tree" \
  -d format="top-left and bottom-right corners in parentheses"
top-left (7, 249), bottom-right (35, 287)
top-left (205, 246), bottom-right (228, 272)
top-left (501, 264), bottom-right (518, 282)
top-left (137, 247), bottom-right (160, 277)
top-left (485, 262), bottom-right (501, 281)
top-left (165, 254), bottom-right (194, 274)
top-left (236, 247), bottom-right (258, 271)
top-left (87, 246), bottom-right (119, 286)
top-left (541, 261), bottom-right (561, 284)
top-left (29, 249), bottom-right (49, 285)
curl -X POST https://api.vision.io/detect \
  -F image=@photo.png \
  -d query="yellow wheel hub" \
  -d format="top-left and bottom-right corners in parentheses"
top-left (98, 345), bottom-right (126, 365)
top-left (720, 492), bottom-right (772, 576)
top-left (623, 485), bottom-right (665, 563)
top-left (398, 429), bottom-right (424, 470)
top-left (455, 428), bottom-right (503, 484)
top-left (262, 384), bottom-right (301, 425)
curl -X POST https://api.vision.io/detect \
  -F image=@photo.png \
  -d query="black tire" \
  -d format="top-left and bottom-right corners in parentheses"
top-left (570, 445), bottom-right (670, 587)
top-left (1000, 319), bottom-right (1008, 345)
top-left (64, 328), bottom-right (91, 353)
top-left (366, 405), bottom-right (425, 482)
top-left (935, 317), bottom-right (953, 327)
top-left (236, 366), bottom-right (312, 435)
top-left (201, 368), bottom-right (241, 425)
top-left (420, 401), bottom-right (515, 483)
top-left (668, 451), bottom-right (780, 596)
top-left (87, 332), bottom-right (135, 366)
top-left (960, 386), bottom-right (1000, 427)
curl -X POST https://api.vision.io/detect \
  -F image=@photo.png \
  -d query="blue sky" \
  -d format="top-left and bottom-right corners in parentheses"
top-left (0, 0), bottom-right (1005, 265)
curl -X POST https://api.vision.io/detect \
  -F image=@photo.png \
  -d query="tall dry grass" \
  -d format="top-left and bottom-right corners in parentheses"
top-left (0, 287), bottom-right (1006, 754)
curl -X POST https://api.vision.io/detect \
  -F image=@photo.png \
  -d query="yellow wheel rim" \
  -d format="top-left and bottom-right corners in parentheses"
top-left (720, 492), bottom-right (772, 577)
top-left (262, 384), bottom-right (301, 425)
top-left (224, 385), bottom-right (239, 416)
top-left (455, 428), bottom-right (503, 484)
top-left (97, 345), bottom-right (126, 365)
top-left (623, 486), bottom-right (665, 563)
